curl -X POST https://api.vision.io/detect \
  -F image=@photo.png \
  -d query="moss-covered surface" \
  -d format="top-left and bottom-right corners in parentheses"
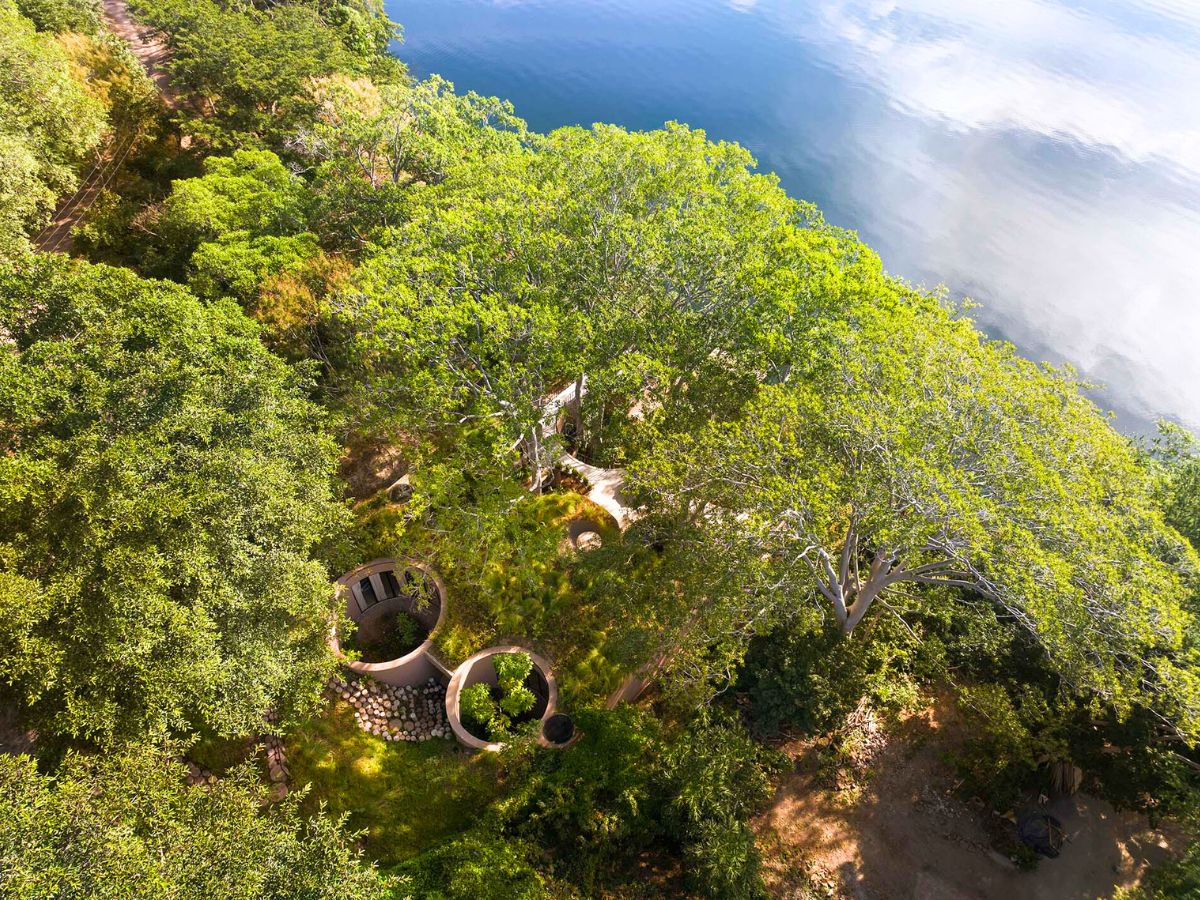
top-left (286, 703), bottom-right (504, 866)
top-left (339, 484), bottom-right (627, 706)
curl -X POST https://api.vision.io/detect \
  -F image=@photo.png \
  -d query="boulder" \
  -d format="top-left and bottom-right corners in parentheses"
top-left (388, 474), bottom-right (413, 503)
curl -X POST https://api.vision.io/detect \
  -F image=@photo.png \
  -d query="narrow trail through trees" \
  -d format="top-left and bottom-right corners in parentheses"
top-left (34, 0), bottom-right (174, 254)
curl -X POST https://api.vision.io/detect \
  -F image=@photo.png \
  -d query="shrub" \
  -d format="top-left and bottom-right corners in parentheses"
top-left (738, 613), bottom-right (921, 738)
top-left (0, 745), bottom-right (392, 897)
top-left (659, 712), bottom-right (787, 898)
top-left (495, 652), bottom-right (533, 694)
top-left (458, 653), bottom-right (537, 740)
top-left (460, 683), bottom-right (498, 736)
top-left (394, 827), bottom-right (546, 900)
top-left (496, 707), bottom-right (783, 897)
top-left (15, 0), bottom-right (101, 32)
top-left (499, 686), bottom-right (536, 719)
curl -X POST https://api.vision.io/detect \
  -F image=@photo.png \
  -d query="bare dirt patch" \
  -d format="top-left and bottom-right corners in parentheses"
top-left (339, 436), bottom-right (414, 502)
top-left (755, 705), bottom-right (1184, 899)
top-left (0, 700), bottom-right (36, 756)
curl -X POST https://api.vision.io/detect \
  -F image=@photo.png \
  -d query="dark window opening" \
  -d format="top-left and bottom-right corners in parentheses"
top-left (381, 570), bottom-right (401, 599)
top-left (358, 577), bottom-right (379, 608)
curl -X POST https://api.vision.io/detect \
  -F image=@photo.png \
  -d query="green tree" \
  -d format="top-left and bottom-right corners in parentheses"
top-left (156, 148), bottom-right (322, 301)
top-left (0, 0), bottom-right (106, 258)
top-left (0, 745), bottom-right (392, 897)
top-left (396, 826), bottom-right (547, 900)
top-left (297, 74), bottom-right (525, 246)
top-left (15, 0), bottom-right (99, 33)
top-left (1155, 421), bottom-right (1200, 551)
top-left (327, 122), bottom-right (849, 460)
top-left (159, 149), bottom-right (310, 255)
top-left (630, 294), bottom-right (1200, 734)
top-left (134, 0), bottom-right (355, 148)
top-left (0, 256), bottom-right (347, 745)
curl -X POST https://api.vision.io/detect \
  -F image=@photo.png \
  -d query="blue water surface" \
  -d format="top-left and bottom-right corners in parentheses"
top-left (391, 0), bottom-right (1200, 432)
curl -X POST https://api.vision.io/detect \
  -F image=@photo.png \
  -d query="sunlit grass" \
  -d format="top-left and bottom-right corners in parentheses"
top-left (286, 703), bottom-right (503, 866)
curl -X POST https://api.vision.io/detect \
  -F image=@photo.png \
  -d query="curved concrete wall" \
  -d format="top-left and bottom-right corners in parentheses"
top-left (331, 558), bottom-right (450, 687)
top-left (445, 646), bottom-right (559, 752)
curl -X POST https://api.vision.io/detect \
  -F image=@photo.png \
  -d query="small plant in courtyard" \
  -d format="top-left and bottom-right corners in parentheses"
top-left (460, 652), bottom-right (538, 739)
top-left (343, 610), bottom-right (423, 663)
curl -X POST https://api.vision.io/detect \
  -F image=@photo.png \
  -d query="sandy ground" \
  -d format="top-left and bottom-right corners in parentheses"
top-left (755, 708), bottom-right (1184, 899)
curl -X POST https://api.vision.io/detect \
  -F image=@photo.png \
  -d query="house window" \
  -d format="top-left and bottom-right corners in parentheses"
top-left (358, 577), bottom-right (379, 610)
top-left (381, 570), bottom-right (401, 599)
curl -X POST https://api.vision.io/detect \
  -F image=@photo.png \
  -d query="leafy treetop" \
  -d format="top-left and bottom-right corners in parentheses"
top-left (0, 256), bottom-right (348, 745)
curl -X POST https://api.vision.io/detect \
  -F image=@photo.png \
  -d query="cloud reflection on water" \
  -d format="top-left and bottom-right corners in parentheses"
top-left (749, 0), bottom-right (1200, 430)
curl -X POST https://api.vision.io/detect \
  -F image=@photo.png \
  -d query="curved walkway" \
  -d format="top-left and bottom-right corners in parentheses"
top-left (534, 379), bottom-right (661, 708)
top-left (535, 377), bottom-right (639, 529)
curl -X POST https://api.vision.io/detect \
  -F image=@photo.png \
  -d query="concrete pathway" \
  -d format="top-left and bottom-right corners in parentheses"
top-left (535, 377), bottom-right (639, 529)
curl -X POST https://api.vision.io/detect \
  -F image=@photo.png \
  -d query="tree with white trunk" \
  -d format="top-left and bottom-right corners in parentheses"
top-left (630, 294), bottom-right (1200, 733)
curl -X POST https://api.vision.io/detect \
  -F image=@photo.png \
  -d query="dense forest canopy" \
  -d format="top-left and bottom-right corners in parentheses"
top-left (0, 256), bottom-right (348, 745)
top-left (0, 0), bottom-right (106, 258)
top-left (1, 0), bottom-right (1199, 894)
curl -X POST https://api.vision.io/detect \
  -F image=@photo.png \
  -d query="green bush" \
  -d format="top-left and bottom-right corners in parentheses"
top-left (0, 745), bottom-right (392, 897)
top-left (497, 706), bottom-right (662, 890)
top-left (15, 0), bottom-right (100, 32)
top-left (494, 707), bottom-right (783, 898)
top-left (458, 653), bottom-right (537, 740)
top-left (499, 685), bottom-right (536, 719)
top-left (393, 827), bottom-right (547, 900)
top-left (495, 652), bottom-right (533, 693)
top-left (738, 613), bottom-right (923, 738)
top-left (659, 712), bottom-right (787, 898)
top-left (460, 683), bottom-right (499, 737)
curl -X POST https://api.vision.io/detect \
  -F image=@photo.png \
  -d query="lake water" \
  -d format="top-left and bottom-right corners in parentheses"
top-left (390, 0), bottom-right (1200, 434)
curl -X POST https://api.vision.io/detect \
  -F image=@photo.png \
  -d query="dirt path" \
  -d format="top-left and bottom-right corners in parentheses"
top-left (100, 0), bottom-right (175, 102)
top-left (35, 0), bottom-right (173, 254)
top-left (756, 708), bottom-right (1184, 899)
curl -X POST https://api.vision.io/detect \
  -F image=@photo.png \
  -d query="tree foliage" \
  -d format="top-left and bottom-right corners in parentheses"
top-left (1155, 421), bottom-right (1200, 552)
top-left (132, 0), bottom-right (397, 148)
top-left (629, 294), bottom-right (1200, 735)
top-left (15, 0), bottom-right (99, 33)
top-left (0, 0), bottom-right (107, 259)
top-left (489, 706), bottom-right (783, 898)
top-left (327, 122), bottom-right (845, 450)
top-left (0, 256), bottom-right (347, 744)
top-left (0, 744), bottom-right (392, 897)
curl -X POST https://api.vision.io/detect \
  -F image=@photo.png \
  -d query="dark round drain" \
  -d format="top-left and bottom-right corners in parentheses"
top-left (543, 713), bottom-right (575, 745)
